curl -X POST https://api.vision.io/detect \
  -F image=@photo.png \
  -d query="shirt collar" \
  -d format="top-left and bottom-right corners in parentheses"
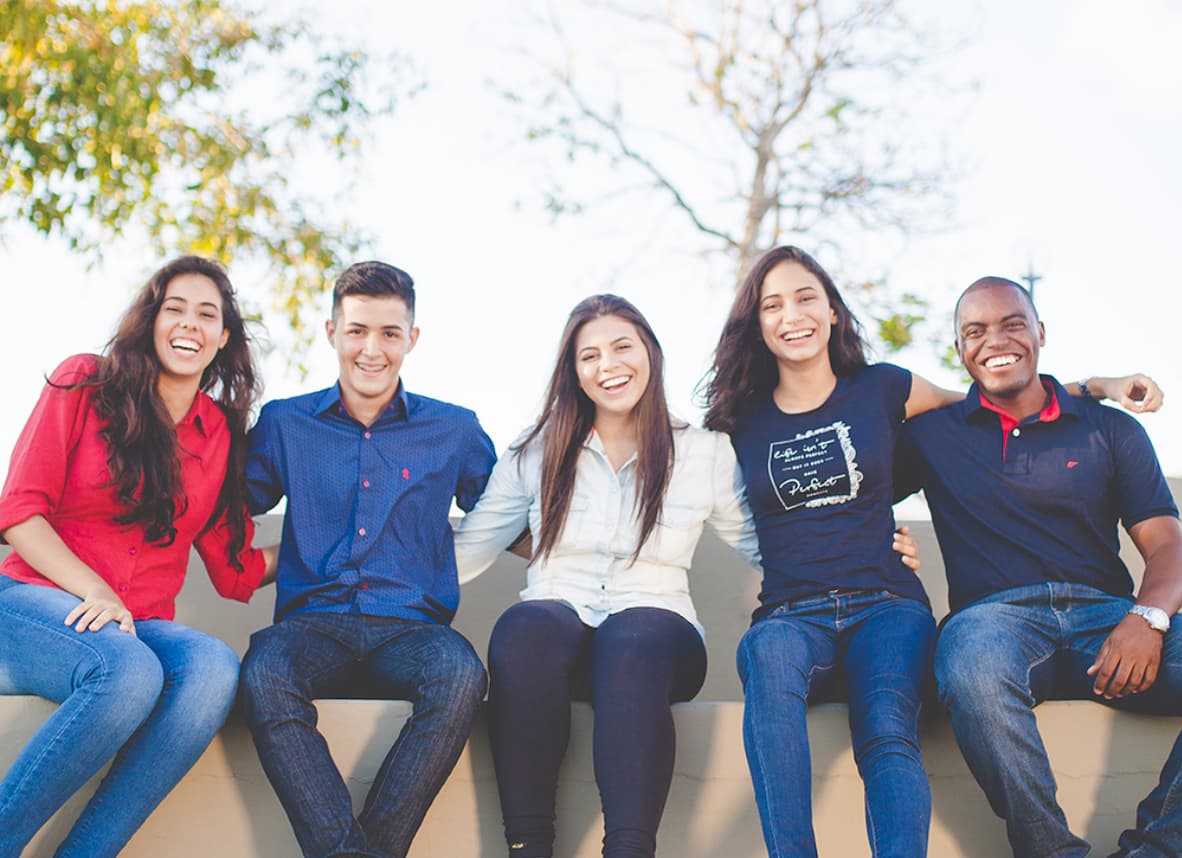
top-left (963, 374), bottom-right (1078, 430)
top-left (178, 390), bottom-right (217, 437)
top-left (313, 382), bottom-right (411, 423)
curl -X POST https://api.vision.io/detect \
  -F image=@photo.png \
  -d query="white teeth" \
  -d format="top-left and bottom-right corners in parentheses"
top-left (601, 376), bottom-right (629, 389)
top-left (171, 338), bottom-right (200, 353)
top-left (985, 354), bottom-right (1019, 368)
top-left (782, 330), bottom-right (812, 341)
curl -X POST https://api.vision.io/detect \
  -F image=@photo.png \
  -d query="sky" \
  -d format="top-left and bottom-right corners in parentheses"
top-left (2, 0), bottom-right (1180, 494)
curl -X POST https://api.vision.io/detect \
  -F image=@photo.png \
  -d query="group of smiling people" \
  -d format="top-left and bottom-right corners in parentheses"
top-left (1, 247), bottom-right (1181, 858)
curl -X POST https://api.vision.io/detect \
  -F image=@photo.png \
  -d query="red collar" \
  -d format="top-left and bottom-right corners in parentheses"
top-left (978, 380), bottom-right (1060, 456)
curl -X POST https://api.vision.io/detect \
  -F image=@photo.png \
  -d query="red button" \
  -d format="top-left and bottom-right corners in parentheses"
top-left (364, 431), bottom-right (372, 440)
top-left (360, 583), bottom-right (369, 590)
top-left (358, 527), bottom-right (367, 537)
top-left (118, 583), bottom-right (128, 592)
top-left (129, 547), bottom-right (137, 556)
top-left (362, 479), bottom-right (370, 488)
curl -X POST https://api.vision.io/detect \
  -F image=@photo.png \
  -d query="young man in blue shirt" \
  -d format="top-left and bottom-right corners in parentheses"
top-left (240, 261), bottom-right (497, 858)
top-left (899, 277), bottom-right (1182, 858)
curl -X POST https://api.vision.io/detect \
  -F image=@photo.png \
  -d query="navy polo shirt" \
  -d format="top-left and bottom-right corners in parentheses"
top-left (246, 383), bottom-right (496, 623)
top-left (897, 376), bottom-right (1177, 614)
top-left (731, 363), bottom-right (928, 619)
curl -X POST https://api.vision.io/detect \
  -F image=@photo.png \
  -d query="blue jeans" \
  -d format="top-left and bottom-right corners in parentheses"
top-left (737, 590), bottom-right (936, 858)
top-left (0, 577), bottom-right (240, 858)
top-left (239, 611), bottom-right (487, 858)
top-left (936, 583), bottom-right (1182, 858)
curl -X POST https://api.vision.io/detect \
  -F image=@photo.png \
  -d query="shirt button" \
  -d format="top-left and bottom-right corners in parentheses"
top-left (364, 431), bottom-right (372, 440)
top-left (128, 547), bottom-right (137, 556)
top-left (118, 583), bottom-right (128, 592)
top-left (358, 527), bottom-right (367, 537)
top-left (360, 583), bottom-right (369, 591)
top-left (1011, 428), bottom-right (1021, 437)
top-left (362, 479), bottom-right (371, 488)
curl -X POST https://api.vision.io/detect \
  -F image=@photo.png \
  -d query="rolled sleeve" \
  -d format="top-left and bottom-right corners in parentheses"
top-left (194, 509), bottom-right (266, 602)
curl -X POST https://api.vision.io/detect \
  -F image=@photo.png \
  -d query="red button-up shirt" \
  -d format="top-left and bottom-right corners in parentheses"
top-left (0, 354), bottom-right (264, 620)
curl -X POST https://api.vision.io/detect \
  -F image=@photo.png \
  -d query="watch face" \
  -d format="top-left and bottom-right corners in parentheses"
top-left (1132, 605), bottom-right (1171, 632)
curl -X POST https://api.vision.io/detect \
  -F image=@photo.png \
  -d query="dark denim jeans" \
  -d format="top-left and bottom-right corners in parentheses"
top-left (0, 577), bottom-right (240, 858)
top-left (239, 612), bottom-right (487, 858)
top-left (737, 589), bottom-right (936, 858)
top-left (936, 582), bottom-right (1182, 858)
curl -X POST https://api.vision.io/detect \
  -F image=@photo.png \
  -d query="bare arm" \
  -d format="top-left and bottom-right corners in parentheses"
top-left (1068, 375), bottom-right (1163, 413)
top-left (2, 515), bottom-right (135, 634)
top-left (259, 543), bottom-right (280, 587)
top-left (1088, 515), bottom-right (1182, 698)
top-left (904, 374), bottom-right (964, 420)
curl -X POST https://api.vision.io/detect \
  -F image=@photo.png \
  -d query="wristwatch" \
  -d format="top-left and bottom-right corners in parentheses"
top-left (1128, 604), bottom-right (1172, 633)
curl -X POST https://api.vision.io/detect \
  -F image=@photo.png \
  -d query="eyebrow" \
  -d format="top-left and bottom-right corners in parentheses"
top-left (163, 296), bottom-right (221, 310)
top-left (960, 312), bottom-right (1027, 331)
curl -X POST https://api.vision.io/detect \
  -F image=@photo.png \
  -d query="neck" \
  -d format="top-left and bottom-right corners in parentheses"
top-left (981, 378), bottom-right (1049, 422)
top-left (593, 410), bottom-right (640, 471)
top-left (772, 358), bottom-right (839, 414)
top-left (342, 389), bottom-right (395, 428)
top-left (157, 375), bottom-right (201, 424)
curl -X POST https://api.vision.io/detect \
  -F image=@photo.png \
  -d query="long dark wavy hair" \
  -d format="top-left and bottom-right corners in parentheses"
top-left (73, 256), bottom-right (261, 564)
top-left (516, 295), bottom-right (677, 564)
top-left (702, 246), bottom-right (868, 433)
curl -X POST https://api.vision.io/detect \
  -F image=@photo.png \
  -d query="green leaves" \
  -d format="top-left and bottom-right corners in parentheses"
top-left (0, 0), bottom-right (412, 363)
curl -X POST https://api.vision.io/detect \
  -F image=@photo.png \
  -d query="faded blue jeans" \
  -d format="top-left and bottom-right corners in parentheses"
top-left (936, 582), bottom-right (1182, 858)
top-left (239, 611), bottom-right (487, 858)
top-left (0, 576), bottom-right (240, 858)
top-left (737, 589), bottom-right (936, 858)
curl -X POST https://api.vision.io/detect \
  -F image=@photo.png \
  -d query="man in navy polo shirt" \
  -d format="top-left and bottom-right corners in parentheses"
top-left (239, 261), bottom-right (496, 858)
top-left (899, 277), bottom-right (1182, 858)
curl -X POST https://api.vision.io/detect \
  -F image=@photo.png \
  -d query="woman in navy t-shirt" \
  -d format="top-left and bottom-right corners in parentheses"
top-left (702, 245), bottom-right (954, 857)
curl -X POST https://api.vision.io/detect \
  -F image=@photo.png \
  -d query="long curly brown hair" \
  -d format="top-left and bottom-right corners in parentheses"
top-left (72, 256), bottom-right (261, 564)
top-left (702, 246), bottom-right (868, 433)
top-left (516, 295), bottom-right (677, 565)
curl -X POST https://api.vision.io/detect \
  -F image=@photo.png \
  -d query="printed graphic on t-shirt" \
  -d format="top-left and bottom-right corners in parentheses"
top-left (767, 421), bottom-right (863, 511)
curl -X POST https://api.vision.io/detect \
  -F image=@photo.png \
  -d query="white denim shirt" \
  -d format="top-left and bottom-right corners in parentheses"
top-left (454, 424), bottom-right (760, 639)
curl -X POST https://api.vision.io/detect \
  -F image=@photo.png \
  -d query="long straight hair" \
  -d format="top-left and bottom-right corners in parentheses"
top-left (516, 295), bottom-right (676, 564)
top-left (702, 246), bottom-right (868, 433)
top-left (73, 256), bottom-right (261, 564)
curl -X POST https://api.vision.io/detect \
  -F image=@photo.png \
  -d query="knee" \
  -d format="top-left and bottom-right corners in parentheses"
top-left (736, 623), bottom-right (810, 697)
top-left (79, 635), bottom-right (165, 726)
top-left (489, 601), bottom-right (577, 670)
top-left (934, 620), bottom-right (1026, 713)
top-left (239, 633), bottom-right (302, 720)
top-left (423, 633), bottom-right (488, 710)
top-left (180, 636), bottom-right (241, 713)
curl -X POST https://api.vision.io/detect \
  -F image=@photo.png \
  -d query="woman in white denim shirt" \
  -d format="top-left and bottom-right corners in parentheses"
top-left (453, 294), bottom-right (916, 858)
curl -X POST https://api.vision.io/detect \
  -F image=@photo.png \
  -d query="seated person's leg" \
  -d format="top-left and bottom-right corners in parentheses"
top-left (843, 597), bottom-right (936, 858)
top-left (240, 612), bottom-right (374, 857)
top-left (935, 590), bottom-right (1087, 858)
top-left (0, 581), bottom-right (164, 858)
top-left (486, 600), bottom-right (587, 858)
top-left (58, 620), bottom-right (240, 858)
top-left (590, 606), bottom-right (706, 858)
top-left (356, 616), bottom-right (487, 856)
top-left (736, 604), bottom-right (837, 858)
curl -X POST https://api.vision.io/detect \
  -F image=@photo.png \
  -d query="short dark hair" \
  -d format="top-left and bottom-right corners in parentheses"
top-left (332, 261), bottom-right (415, 320)
top-left (953, 276), bottom-right (1039, 337)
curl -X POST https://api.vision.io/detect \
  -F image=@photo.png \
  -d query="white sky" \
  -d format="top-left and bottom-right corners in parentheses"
top-left (2, 0), bottom-right (1180, 491)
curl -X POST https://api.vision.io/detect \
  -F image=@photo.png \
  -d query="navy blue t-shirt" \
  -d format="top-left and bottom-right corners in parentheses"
top-left (731, 363), bottom-right (928, 619)
top-left (897, 376), bottom-right (1178, 613)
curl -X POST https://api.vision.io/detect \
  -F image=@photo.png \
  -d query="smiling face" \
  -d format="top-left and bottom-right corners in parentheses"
top-left (152, 272), bottom-right (229, 385)
top-left (574, 314), bottom-right (652, 422)
top-left (758, 261), bottom-right (838, 370)
top-left (327, 294), bottom-right (419, 419)
top-left (956, 281), bottom-right (1045, 405)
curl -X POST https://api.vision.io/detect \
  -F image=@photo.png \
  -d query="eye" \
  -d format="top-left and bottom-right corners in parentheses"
top-left (384, 330), bottom-right (401, 339)
top-left (963, 329), bottom-right (983, 340)
top-left (200, 311), bottom-right (218, 321)
top-left (579, 351), bottom-right (597, 362)
top-left (1005, 320), bottom-right (1026, 331)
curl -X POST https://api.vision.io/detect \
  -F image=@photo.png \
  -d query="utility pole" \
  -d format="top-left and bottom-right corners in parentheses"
top-left (1020, 261), bottom-right (1043, 300)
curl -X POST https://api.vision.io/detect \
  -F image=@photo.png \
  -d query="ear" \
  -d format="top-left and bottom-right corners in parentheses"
top-left (218, 327), bottom-right (230, 350)
top-left (325, 318), bottom-right (336, 345)
top-left (830, 308), bottom-right (838, 324)
top-left (406, 326), bottom-right (420, 353)
top-left (1037, 321), bottom-right (1046, 347)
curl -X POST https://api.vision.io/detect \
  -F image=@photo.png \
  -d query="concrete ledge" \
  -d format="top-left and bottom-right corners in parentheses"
top-left (3, 696), bottom-right (1180, 857)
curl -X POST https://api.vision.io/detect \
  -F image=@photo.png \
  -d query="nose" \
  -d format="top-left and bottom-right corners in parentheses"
top-left (361, 332), bottom-right (382, 355)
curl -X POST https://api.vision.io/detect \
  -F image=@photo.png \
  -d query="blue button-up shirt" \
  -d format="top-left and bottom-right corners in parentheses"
top-left (246, 383), bottom-right (496, 623)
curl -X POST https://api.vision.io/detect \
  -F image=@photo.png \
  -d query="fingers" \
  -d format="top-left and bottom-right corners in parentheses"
top-left (893, 526), bottom-right (921, 572)
top-left (63, 597), bottom-right (135, 634)
top-left (1122, 374), bottom-right (1163, 413)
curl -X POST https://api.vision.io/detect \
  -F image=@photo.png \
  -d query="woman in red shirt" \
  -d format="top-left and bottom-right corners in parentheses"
top-left (0, 256), bottom-right (271, 858)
